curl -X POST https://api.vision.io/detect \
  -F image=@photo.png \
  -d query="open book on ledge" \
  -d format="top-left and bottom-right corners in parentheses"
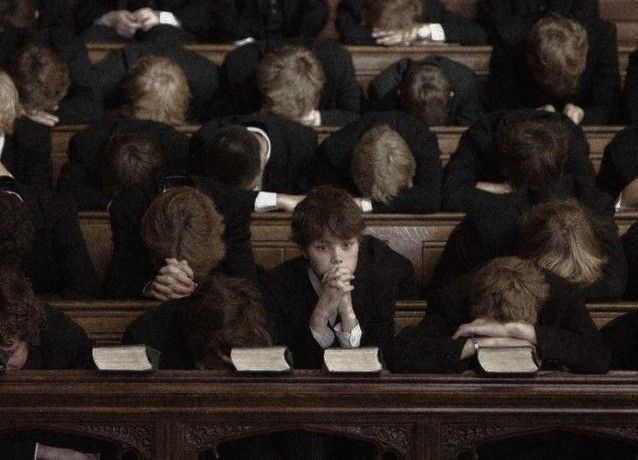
top-left (231, 346), bottom-right (293, 372)
top-left (92, 345), bottom-right (160, 372)
top-left (477, 346), bottom-right (540, 376)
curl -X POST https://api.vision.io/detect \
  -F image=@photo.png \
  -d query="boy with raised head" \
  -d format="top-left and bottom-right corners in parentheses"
top-left (337, 0), bottom-right (486, 46)
top-left (264, 185), bottom-right (416, 369)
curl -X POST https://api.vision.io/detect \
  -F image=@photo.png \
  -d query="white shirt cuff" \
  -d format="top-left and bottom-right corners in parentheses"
top-left (334, 322), bottom-right (362, 348)
top-left (311, 325), bottom-right (335, 349)
top-left (360, 198), bottom-right (373, 213)
top-left (159, 11), bottom-right (181, 27)
top-left (234, 37), bottom-right (256, 46)
top-left (94, 13), bottom-right (110, 26)
top-left (429, 23), bottom-right (445, 42)
top-left (615, 192), bottom-right (636, 212)
top-left (254, 191), bottom-right (278, 212)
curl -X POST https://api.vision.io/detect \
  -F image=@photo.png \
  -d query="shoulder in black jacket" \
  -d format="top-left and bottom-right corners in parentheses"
top-left (2, 117), bottom-right (52, 191)
top-left (263, 234), bottom-right (416, 369)
top-left (620, 222), bottom-right (638, 300)
top-left (336, 0), bottom-right (487, 45)
top-left (104, 175), bottom-right (255, 298)
top-left (394, 269), bottom-right (611, 374)
top-left (596, 126), bottom-right (638, 201)
top-left (486, 19), bottom-right (621, 125)
top-left (215, 37), bottom-right (363, 125)
top-left (601, 309), bottom-right (638, 369)
top-left (191, 113), bottom-right (318, 194)
top-left (624, 49), bottom-right (638, 125)
top-left (56, 117), bottom-right (190, 210)
top-left (368, 55), bottom-right (483, 126)
top-left (209, 0), bottom-right (328, 42)
top-left (442, 109), bottom-right (594, 212)
top-left (315, 111), bottom-right (442, 213)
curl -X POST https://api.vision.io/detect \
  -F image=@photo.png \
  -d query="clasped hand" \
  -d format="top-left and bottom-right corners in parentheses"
top-left (144, 258), bottom-right (196, 301)
top-left (453, 318), bottom-right (537, 359)
top-left (310, 266), bottom-right (356, 332)
top-left (106, 8), bottom-right (160, 38)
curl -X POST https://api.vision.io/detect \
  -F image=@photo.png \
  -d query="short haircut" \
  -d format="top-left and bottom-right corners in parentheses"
top-left (121, 56), bottom-right (190, 126)
top-left (360, 0), bottom-right (422, 29)
top-left (202, 125), bottom-right (262, 189)
top-left (0, 72), bottom-right (19, 134)
top-left (496, 112), bottom-right (570, 190)
top-left (98, 133), bottom-right (165, 200)
top-left (0, 0), bottom-right (37, 29)
top-left (141, 187), bottom-right (226, 280)
top-left (179, 273), bottom-right (272, 368)
top-left (526, 16), bottom-right (588, 100)
top-left (398, 64), bottom-right (452, 126)
top-left (256, 45), bottom-right (325, 122)
top-left (518, 199), bottom-right (607, 285)
top-left (8, 42), bottom-right (70, 112)
top-left (351, 124), bottom-right (416, 204)
top-left (0, 269), bottom-right (44, 348)
top-left (0, 192), bottom-right (35, 269)
top-left (291, 185), bottom-right (364, 248)
top-left (471, 257), bottom-right (549, 325)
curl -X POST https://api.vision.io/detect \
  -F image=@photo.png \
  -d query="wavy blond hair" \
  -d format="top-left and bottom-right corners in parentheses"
top-left (0, 72), bottom-right (20, 134)
top-left (361, 0), bottom-right (423, 29)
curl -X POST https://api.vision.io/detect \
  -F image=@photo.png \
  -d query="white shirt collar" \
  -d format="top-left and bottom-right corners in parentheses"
top-left (0, 134), bottom-right (5, 160)
top-left (307, 267), bottom-right (322, 295)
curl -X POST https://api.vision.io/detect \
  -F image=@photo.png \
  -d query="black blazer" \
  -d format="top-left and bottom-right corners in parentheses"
top-left (442, 109), bottom-right (594, 212)
top-left (367, 55), bottom-right (483, 126)
top-left (486, 20), bottom-right (621, 125)
top-left (601, 310), bottom-right (638, 369)
top-left (17, 184), bottom-right (101, 298)
top-left (1, 117), bottom-right (52, 191)
top-left (336, 0), bottom-right (487, 45)
top-left (315, 111), bottom-right (442, 213)
top-left (209, 0), bottom-right (328, 42)
top-left (624, 49), bottom-right (638, 125)
top-left (263, 235), bottom-right (417, 369)
top-left (429, 174), bottom-right (627, 301)
top-left (394, 270), bottom-right (611, 374)
top-left (621, 222), bottom-right (638, 300)
top-left (56, 117), bottom-right (190, 210)
top-left (74, 0), bottom-right (212, 41)
top-left (596, 126), bottom-right (638, 201)
top-left (478, 0), bottom-right (599, 47)
top-left (104, 175), bottom-right (255, 298)
top-left (215, 38), bottom-right (363, 126)
top-left (190, 113), bottom-right (318, 194)
top-left (92, 35), bottom-right (218, 123)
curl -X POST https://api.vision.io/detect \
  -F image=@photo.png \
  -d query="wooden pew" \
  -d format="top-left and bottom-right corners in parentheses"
top-left (50, 125), bottom-right (626, 185)
top-left (52, 298), bottom-right (638, 346)
top-left (3, 370), bottom-right (638, 459)
top-left (79, 211), bottom-right (638, 290)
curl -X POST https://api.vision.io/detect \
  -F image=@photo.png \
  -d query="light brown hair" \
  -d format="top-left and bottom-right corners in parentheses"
top-left (351, 125), bottom-right (416, 204)
top-left (256, 45), bottom-right (325, 122)
top-left (141, 187), bottom-right (226, 280)
top-left (526, 16), bottom-right (588, 100)
top-left (398, 64), bottom-right (452, 126)
top-left (8, 42), bottom-right (70, 112)
top-left (291, 185), bottom-right (364, 248)
top-left (361, 0), bottom-right (423, 29)
top-left (0, 269), bottom-right (44, 348)
top-left (121, 56), bottom-right (190, 126)
top-left (471, 257), bottom-right (549, 324)
top-left (179, 273), bottom-right (272, 369)
top-left (518, 199), bottom-right (607, 285)
top-left (0, 71), bottom-right (19, 134)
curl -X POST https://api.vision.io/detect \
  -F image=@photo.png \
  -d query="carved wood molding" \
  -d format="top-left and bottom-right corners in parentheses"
top-left (58, 423), bottom-right (153, 458)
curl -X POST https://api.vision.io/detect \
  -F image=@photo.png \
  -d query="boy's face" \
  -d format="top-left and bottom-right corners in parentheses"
top-left (304, 231), bottom-right (359, 280)
top-left (0, 338), bottom-right (28, 370)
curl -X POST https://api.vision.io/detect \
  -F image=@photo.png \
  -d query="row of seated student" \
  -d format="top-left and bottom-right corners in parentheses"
top-left (3, 186), bottom-right (638, 458)
top-left (1, 0), bottom-right (638, 126)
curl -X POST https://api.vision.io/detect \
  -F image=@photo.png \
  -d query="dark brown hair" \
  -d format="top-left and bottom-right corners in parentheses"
top-left (291, 185), bottom-right (364, 248)
top-left (0, 192), bottom-right (35, 269)
top-left (496, 112), bottom-right (570, 190)
top-left (179, 273), bottom-right (272, 368)
top-left (361, 0), bottom-right (423, 29)
top-left (351, 124), bottom-right (416, 204)
top-left (526, 16), bottom-right (588, 100)
top-left (256, 45), bottom-right (325, 122)
top-left (141, 187), bottom-right (226, 280)
top-left (0, 0), bottom-right (37, 29)
top-left (202, 125), bottom-right (262, 189)
top-left (0, 269), bottom-right (44, 348)
top-left (98, 133), bottom-right (165, 199)
top-left (398, 64), bottom-right (452, 126)
top-left (518, 199), bottom-right (607, 285)
top-left (8, 41), bottom-right (70, 112)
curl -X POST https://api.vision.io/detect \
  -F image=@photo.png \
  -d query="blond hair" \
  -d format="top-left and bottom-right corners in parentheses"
top-left (361, 0), bottom-right (423, 30)
top-left (351, 125), bottom-right (416, 204)
top-left (121, 56), bottom-right (190, 126)
top-left (256, 46), bottom-right (325, 122)
top-left (0, 72), bottom-right (20, 134)
top-left (519, 199), bottom-right (607, 285)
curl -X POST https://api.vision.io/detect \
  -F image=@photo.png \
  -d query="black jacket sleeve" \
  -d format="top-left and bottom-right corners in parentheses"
top-left (601, 311), bottom-right (638, 369)
top-left (335, 0), bottom-right (376, 44)
top-left (9, 118), bottom-right (52, 191)
top-left (426, 0), bottom-right (487, 45)
top-left (625, 50), bottom-right (638, 125)
top-left (596, 128), bottom-right (638, 205)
